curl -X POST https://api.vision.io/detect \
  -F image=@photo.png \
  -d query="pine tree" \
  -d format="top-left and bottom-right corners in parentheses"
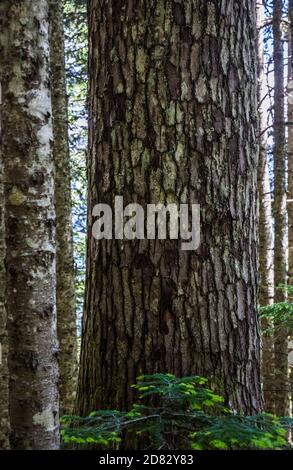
top-left (257, 0), bottom-right (275, 414)
top-left (76, 0), bottom-right (262, 416)
top-left (50, 0), bottom-right (77, 416)
top-left (273, 0), bottom-right (288, 417)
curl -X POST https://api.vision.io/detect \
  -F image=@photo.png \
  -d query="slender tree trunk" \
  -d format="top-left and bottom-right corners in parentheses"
top-left (49, 0), bottom-right (77, 416)
top-left (273, 0), bottom-right (288, 417)
top-left (0, 1), bottom-right (59, 449)
top-left (287, 0), bottom-right (293, 417)
top-left (289, 3), bottom-right (293, 289)
top-left (0, 82), bottom-right (10, 449)
top-left (76, 0), bottom-right (262, 416)
top-left (257, 0), bottom-right (275, 414)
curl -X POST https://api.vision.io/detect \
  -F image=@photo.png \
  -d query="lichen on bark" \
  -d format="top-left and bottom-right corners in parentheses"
top-left (0, 0), bottom-right (59, 450)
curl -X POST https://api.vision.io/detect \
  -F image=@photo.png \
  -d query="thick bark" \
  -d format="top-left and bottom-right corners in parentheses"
top-left (76, 0), bottom-right (262, 416)
top-left (0, 1), bottom-right (59, 449)
top-left (273, 0), bottom-right (288, 417)
top-left (0, 82), bottom-right (10, 449)
top-left (257, 1), bottom-right (275, 414)
top-left (49, 0), bottom-right (77, 416)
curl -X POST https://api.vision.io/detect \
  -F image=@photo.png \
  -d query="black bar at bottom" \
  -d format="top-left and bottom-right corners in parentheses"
top-left (0, 450), bottom-right (292, 468)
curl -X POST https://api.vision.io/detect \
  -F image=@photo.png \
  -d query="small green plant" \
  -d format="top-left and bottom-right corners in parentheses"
top-left (61, 374), bottom-right (292, 450)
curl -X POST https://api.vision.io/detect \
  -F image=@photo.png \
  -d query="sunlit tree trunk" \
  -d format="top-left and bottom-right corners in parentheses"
top-left (0, 0), bottom-right (59, 449)
top-left (257, 0), bottom-right (275, 414)
top-left (76, 0), bottom-right (262, 416)
top-left (273, 0), bottom-right (288, 417)
top-left (49, 0), bottom-right (77, 416)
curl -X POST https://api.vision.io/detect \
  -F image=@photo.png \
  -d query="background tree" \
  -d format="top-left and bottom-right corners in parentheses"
top-left (287, 0), bottom-right (293, 414)
top-left (50, 0), bottom-right (77, 416)
top-left (289, 1), bottom-right (293, 288)
top-left (76, 0), bottom-right (262, 416)
top-left (0, 0), bottom-right (59, 449)
top-left (0, 82), bottom-right (10, 449)
top-left (63, 0), bottom-right (88, 328)
top-left (272, 0), bottom-right (288, 417)
top-left (257, 0), bottom-right (275, 414)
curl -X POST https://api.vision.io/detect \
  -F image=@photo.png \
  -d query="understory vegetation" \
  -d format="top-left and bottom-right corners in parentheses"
top-left (61, 374), bottom-right (292, 450)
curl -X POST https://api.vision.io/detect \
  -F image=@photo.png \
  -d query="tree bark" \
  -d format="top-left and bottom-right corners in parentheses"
top-left (289, 1), bottom-right (293, 288)
top-left (257, 0), bottom-right (275, 414)
top-left (76, 0), bottom-right (262, 416)
top-left (0, 82), bottom-right (10, 449)
top-left (49, 0), bottom-right (77, 417)
top-left (0, 1), bottom-right (59, 449)
top-left (273, 0), bottom-right (288, 417)
top-left (287, 0), bottom-right (293, 417)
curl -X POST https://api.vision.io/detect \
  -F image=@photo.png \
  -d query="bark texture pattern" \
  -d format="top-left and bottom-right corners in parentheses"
top-left (0, 81), bottom-right (10, 448)
top-left (77, 0), bottom-right (262, 415)
top-left (0, 0), bottom-right (59, 449)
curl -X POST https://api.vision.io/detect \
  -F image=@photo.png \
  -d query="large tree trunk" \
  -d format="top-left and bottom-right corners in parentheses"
top-left (273, 0), bottom-right (289, 417)
top-left (49, 0), bottom-right (77, 416)
top-left (0, 82), bottom-right (10, 449)
top-left (76, 0), bottom-right (262, 416)
top-left (257, 0), bottom-right (275, 414)
top-left (0, 1), bottom-right (59, 449)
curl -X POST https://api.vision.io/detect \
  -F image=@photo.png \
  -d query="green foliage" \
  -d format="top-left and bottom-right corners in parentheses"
top-left (191, 414), bottom-right (288, 450)
top-left (131, 374), bottom-right (225, 412)
top-left (260, 285), bottom-right (293, 335)
top-left (260, 302), bottom-right (293, 333)
top-left (61, 374), bottom-right (292, 450)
